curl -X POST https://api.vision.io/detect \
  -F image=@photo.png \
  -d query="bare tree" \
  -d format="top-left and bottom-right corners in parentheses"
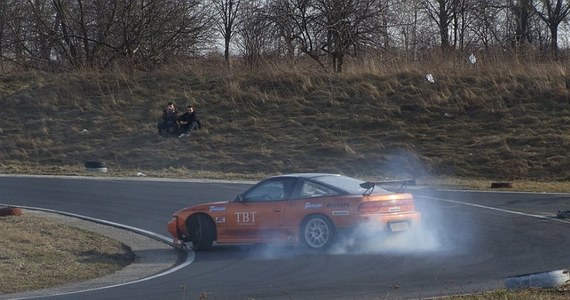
top-left (452, 0), bottom-right (477, 50)
top-left (103, 0), bottom-right (215, 67)
top-left (270, 0), bottom-right (329, 70)
top-left (4, 1), bottom-right (49, 69)
top-left (267, 0), bottom-right (298, 59)
top-left (508, 0), bottom-right (535, 47)
top-left (268, 0), bottom-right (383, 72)
top-left (3, 0), bottom-right (570, 71)
top-left (20, 0), bottom-right (214, 70)
top-left (235, 1), bottom-right (273, 68)
top-left (534, 0), bottom-right (570, 56)
top-left (212, 0), bottom-right (242, 68)
top-left (318, 0), bottom-right (384, 72)
top-left (421, 0), bottom-right (456, 51)
top-left (385, 0), bottom-right (426, 59)
top-left (469, 0), bottom-right (503, 49)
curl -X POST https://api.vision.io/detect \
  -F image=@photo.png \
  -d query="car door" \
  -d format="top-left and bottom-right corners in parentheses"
top-left (221, 177), bottom-right (298, 242)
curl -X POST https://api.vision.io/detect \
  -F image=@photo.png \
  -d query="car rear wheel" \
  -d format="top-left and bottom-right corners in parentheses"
top-left (302, 215), bottom-right (334, 250)
top-left (188, 214), bottom-right (215, 251)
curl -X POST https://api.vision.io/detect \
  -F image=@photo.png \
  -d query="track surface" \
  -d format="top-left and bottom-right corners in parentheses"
top-left (1, 176), bottom-right (569, 299)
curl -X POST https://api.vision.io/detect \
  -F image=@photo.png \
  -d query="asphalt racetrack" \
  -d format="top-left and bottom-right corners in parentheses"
top-left (1, 175), bottom-right (569, 299)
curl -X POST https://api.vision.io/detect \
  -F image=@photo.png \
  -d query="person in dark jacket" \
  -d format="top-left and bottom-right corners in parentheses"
top-left (157, 102), bottom-right (179, 136)
top-left (177, 105), bottom-right (202, 138)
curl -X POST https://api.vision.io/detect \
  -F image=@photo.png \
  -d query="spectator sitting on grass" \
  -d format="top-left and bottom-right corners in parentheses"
top-left (177, 104), bottom-right (202, 138)
top-left (157, 102), bottom-right (179, 136)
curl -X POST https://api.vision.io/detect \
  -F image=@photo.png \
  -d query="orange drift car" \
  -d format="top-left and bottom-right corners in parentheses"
top-left (167, 173), bottom-right (421, 251)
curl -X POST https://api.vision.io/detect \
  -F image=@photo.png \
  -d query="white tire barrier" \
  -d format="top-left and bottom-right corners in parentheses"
top-left (505, 269), bottom-right (570, 290)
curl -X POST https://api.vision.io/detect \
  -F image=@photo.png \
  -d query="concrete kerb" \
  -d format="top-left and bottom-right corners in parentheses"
top-left (0, 205), bottom-right (193, 300)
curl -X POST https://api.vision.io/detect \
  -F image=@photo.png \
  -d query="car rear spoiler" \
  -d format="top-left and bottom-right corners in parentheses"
top-left (360, 179), bottom-right (416, 195)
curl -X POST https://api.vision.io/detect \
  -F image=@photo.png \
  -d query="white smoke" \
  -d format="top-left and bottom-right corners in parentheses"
top-left (233, 184), bottom-right (476, 259)
top-left (238, 218), bottom-right (445, 259)
top-left (328, 218), bottom-right (442, 255)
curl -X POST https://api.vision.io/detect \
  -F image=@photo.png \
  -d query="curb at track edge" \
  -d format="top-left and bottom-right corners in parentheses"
top-left (0, 203), bottom-right (194, 271)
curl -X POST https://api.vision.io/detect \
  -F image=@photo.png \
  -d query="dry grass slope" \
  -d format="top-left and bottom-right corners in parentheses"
top-left (1, 61), bottom-right (570, 181)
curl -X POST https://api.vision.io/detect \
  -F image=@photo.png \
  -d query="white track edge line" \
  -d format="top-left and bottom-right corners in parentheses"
top-left (418, 195), bottom-right (570, 225)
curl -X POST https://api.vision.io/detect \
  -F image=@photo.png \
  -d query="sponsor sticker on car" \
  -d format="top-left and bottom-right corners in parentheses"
top-left (210, 206), bottom-right (226, 212)
top-left (388, 206), bottom-right (401, 212)
top-left (305, 203), bottom-right (323, 209)
top-left (332, 211), bottom-right (349, 216)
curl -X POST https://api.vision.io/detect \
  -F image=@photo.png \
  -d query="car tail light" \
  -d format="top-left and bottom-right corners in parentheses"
top-left (358, 201), bottom-right (384, 213)
top-left (358, 199), bottom-right (415, 213)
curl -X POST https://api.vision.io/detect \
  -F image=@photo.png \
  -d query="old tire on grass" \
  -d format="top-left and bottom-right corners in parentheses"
top-left (491, 182), bottom-right (512, 188)
top-left (85, 161), bottom-right (107, 173)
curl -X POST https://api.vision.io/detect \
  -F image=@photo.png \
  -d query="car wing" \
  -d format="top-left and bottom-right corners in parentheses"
top-left (360, 179), bottom-right (416, 194)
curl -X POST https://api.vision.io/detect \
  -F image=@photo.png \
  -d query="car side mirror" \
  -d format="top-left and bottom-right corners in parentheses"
top-left (235, 194), bottom-right (244, 202)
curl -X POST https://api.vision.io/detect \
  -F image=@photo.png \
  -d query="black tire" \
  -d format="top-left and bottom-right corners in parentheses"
top-left (85, 161), bottom-right (106, 168)
top-left (188, 214), bottom-right (215, 251)
top-left (301, 215), bottom-right (335, 250)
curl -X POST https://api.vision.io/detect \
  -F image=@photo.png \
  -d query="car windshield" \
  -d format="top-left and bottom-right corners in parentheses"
top-left (313, 175), bottom-right (388, 195)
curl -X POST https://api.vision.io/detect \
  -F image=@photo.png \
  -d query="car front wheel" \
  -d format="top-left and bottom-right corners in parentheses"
top-left (188, 214), bottom-right (215, 251)
top-left (302, 215), bottom-right (334, 250)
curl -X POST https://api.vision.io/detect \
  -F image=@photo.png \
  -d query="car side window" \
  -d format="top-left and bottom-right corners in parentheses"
top-left (243, 178), bottom-right (296, 202)
top-left (299, 181), bottom-right (340, 199)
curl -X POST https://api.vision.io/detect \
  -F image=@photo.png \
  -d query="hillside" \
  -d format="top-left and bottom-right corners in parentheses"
top-left (1, 64), bottom-right (569, 181)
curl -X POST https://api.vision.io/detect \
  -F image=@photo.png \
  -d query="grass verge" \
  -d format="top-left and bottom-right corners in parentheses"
top-left (446, 287), bottom-right (570, 299)
top-left (0, 211), bottom-right (133, 295)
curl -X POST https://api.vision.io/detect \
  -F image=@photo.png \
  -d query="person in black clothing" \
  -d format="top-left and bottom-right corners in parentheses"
top-left (177, 105), bottom-right (201, 138)
top-left (157, 102), bottom-right (179, 136)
